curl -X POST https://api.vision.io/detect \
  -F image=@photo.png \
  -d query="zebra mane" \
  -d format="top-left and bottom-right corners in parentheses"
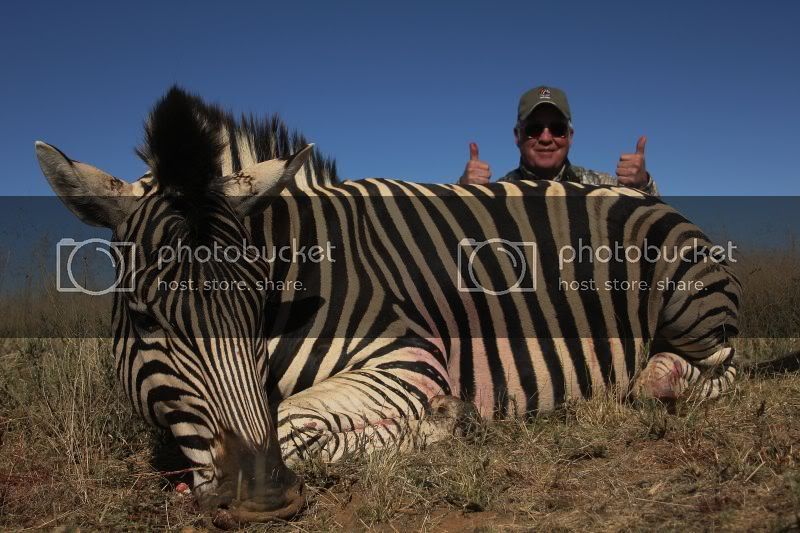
top-left (134, 86), bottom-right (338, 241)
top-left (136, 85), bottom-right (339, 238)
top-left (136, 85), bottom-right (339, 192)
top-left (227, 113), bottom-right (339, 186)
top-left (136, 86), bottom-right (225, 196)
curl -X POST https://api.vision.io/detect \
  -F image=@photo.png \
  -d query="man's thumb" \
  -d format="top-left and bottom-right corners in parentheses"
top-left (636, 135), bottom-right (647, 155)
top-left (469, 142), bottom-right (480, 161)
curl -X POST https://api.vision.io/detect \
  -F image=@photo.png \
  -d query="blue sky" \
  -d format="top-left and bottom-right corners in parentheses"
top-left (2, 0), bottom-right (798, 196)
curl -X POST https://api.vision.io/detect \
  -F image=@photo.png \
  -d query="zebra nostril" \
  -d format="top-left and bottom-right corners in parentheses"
top-left (212, 507), bottom-right (239, 530)
top-left (221, 480), bottom-right (305, 527)
top-left (208, 474), bottom-right (305, 528)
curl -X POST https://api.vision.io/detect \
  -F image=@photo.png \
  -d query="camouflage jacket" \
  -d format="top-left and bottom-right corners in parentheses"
top-left (498, 159), bottom-right (659, 196)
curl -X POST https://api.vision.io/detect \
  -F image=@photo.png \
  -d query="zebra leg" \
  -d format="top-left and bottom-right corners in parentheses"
top-left (633, 347), bottom-right (737, 401)
top-left (274, 353), bottom-right (474, 465)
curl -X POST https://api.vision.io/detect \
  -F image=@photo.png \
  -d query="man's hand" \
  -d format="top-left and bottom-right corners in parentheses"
top-left (616, 136), bottom-right (649, 189)
top-left (459, 142), bottom-right (492, 185)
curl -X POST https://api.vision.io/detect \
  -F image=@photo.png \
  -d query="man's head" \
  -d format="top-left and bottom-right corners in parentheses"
top-left (514, 86), bottom-right (574, 175)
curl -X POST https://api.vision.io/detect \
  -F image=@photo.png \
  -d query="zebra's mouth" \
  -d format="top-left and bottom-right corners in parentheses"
top-left (210, 478), bottom-right (305, 529)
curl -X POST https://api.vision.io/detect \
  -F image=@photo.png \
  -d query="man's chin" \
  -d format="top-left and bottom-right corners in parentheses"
top-left (524, 152), bottom-right (560, 167)
top-left (530, 159), bottom-right (561, 170)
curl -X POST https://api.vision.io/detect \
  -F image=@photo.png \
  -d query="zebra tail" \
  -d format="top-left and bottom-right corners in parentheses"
top-left (743, 351), bottom-right (800, 377)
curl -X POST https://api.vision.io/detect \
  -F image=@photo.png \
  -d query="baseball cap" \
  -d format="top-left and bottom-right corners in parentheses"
top-left (517, 86), bottom-right (572, 122)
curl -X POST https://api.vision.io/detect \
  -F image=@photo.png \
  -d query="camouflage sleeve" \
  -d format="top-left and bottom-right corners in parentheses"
top-left (576, 167), bottom-right (617, 186)
top-left (594, 174), bottom-right (619, 186)
top-left (576, 166), bottom-right (659, 196)
top-left (639, 174), bottom-right (659, 196)
top-left (497, 169), bottom-right (520, 183)
top-left (614, 174), bottom-right (659, 196)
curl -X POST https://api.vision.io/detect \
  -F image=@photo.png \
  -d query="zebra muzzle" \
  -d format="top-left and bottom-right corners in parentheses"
top-left (210, 475), bottom-right (305, 529)
top-left (202, 431), bottom-right (306, 526)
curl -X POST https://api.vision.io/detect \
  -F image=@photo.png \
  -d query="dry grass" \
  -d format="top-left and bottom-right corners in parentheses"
top-left (1, 250), bottom-right (799, 531)
top-left (1, 342), bottom-right (799, 531)
top-left (0, 337), bottom-right (201, 529)
top-left (735, 248), bottom-right (800, 341)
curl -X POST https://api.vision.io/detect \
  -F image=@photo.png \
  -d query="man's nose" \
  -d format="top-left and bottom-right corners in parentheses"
top-left (537, 128), bottom-right (554, 143)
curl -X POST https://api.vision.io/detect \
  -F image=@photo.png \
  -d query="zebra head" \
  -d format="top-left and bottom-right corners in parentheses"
top-left (35, 87), bottom-right (311, 523)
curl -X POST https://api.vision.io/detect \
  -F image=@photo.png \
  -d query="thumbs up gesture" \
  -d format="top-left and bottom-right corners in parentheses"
top-left (616, 136), bottom-right (649, 189)
top-left (459, 142), bottom-right (492, 185)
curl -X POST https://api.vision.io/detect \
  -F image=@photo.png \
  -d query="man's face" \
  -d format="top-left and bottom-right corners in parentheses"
top-left (515, 105), bottom-right (573, 171)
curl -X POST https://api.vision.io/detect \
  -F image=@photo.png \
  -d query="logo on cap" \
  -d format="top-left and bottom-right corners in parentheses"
top-left (539, 87), bottom-right (551, 99)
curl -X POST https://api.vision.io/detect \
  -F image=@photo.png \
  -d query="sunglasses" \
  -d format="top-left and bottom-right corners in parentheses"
top-left (521, 121), bottom-right (570, 139)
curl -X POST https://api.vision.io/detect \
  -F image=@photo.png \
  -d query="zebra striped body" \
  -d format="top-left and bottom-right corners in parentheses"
top-left (253, 179), bottom-right (740, 461)
top-left (37, 87), bottom-right (740, 523)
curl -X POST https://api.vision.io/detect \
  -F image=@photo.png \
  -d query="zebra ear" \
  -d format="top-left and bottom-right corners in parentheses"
top-left (222, 144), bottom-right (314, 217)
top-left (35, 141), bottom-right (139, 228)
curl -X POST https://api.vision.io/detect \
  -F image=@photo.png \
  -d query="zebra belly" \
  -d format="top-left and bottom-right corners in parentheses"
top-left (447, 336), bottom-right (643, 419)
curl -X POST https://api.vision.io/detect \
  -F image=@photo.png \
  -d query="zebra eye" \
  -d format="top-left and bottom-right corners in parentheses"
top-left (129, 306), bottom-right (161, 333)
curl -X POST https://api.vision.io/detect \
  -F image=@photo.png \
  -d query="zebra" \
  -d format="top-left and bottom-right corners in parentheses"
top-left (35, 86), bottom-right (796, 525)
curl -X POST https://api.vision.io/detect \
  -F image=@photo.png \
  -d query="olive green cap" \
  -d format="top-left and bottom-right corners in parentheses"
top-left (517, 86), bottom-right (572, 122)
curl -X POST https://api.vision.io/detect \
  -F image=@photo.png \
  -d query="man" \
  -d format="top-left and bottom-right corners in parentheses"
top-left (459, 86), bottom-right (658, 196)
